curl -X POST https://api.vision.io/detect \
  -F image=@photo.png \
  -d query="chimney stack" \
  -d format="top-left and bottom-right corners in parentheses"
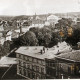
top-left (43, 47), bottom-right (45, 53)
top-left (41, 50), bottom-right (43, 54)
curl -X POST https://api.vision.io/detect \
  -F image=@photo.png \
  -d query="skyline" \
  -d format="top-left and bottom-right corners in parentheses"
top-left (0, 0), bottom-right (80, 16)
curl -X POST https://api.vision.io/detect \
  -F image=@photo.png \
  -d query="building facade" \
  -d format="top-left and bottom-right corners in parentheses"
top-left (16, 53), bottom-right (46, 79)
top-left (45, 58), bottom-right (56, 79)
top-left (15, 46), bottom-right (58, 79)
top-left (56, 50), bottom-right (80, 79)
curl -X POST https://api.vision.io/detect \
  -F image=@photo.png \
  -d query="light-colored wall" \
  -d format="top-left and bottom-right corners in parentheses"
top-left (16, 53), bottom-right (46, 79)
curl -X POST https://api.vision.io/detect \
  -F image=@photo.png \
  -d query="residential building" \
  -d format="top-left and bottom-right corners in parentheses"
top-left (46, 14), bottom-right (60, 27)
top-left (15, 46), bottom-right (58, 79)
top-left (0, 37), bottom-right (5, 45)
top-left (31, 14), bottom-right (47, 27)
top-left (56, 50), bottom-right (80, 79)
top-left (0, 24), bottom-right (4, 31)
top-left (76, 18), bottom-right (80, 28)
top-left (45, 58), bottom-right (56, 79)
top-left (6, 30), bottom-right (12, 41)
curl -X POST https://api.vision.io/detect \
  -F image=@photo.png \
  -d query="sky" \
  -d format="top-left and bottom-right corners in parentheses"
top-left (0, 0), bottom-right (80, 16)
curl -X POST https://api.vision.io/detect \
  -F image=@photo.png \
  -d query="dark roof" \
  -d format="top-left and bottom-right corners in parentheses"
top-left (57, 50), bottom-right (80, 62)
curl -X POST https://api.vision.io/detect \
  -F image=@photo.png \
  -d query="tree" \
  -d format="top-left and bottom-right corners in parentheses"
top-left (3, 40), bottom-right (11, 55)
top-left (48, 32), bottom-right (58, 47)
top-left (29, 27), bottom-right (40, 37)
top-left (66, 29), bottom-right (80, 46)
top-left (37, 32), bottom-right (44, 45)
top-left (0, 44), bottom-right (3, 56)
top-left (43, 33), bottom-right (52, 47)
top-left (20, 31), bottom-right (38, 46)
top-left (56, 18), bottom-right (73, 29)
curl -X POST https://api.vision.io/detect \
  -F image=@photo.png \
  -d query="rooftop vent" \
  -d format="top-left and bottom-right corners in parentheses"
top-left (43, 47), bottom-right (45, 53)
top-left (41, 50), bottom-right (43, 54)
top-left (25, 47), bottom-right (29, 50)
top-left (34, 48), bottom-right (37, 50)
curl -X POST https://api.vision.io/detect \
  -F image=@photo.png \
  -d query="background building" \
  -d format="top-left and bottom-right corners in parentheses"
top-left (56, 50), bottom-right (80, 79)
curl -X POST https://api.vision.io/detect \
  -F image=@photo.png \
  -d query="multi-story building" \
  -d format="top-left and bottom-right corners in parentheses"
top-left (56, 50), bottom-right (80, 79)
top-left (45, 58), bottom-right (56, 79)
top-left (15, 46), bottom-right (58, 79)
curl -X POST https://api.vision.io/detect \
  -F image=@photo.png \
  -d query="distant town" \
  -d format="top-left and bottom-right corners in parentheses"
top-left (0, 12), bottom-right (80, 79)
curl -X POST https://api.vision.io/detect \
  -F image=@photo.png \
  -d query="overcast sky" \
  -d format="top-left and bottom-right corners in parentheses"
top-left (0, 0), bottom-right (80, 16)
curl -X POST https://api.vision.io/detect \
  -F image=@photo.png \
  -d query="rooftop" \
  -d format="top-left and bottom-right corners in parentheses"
top-left (57, 50), bottom-right (80, 62)
top-left (15, 42), bottom-right (72, 60)
top-left (15, 46), bottom-right (57, 59)
top-left (0, 56), bottom-right (17, 67)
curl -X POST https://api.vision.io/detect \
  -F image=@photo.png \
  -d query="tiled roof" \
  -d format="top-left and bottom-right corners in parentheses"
top-left (57, 50), bottom-right (80, 62)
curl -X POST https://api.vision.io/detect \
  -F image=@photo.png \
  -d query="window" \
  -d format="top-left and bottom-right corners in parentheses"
top-left (76, 66), bottom-right (80, 74)
top-left (28, 71), bottom-right (30, 78)
top-left (71, 65), bottom-right (75, 74)
top-left (29, 57), bottom-right (32, 62)
top-left (16, 54), bottom-right (19, 58)
top-left (24, 69), bottom-right (26, 76)
top-left (34, 58), bottom-right (37, 63)
top-left (32, 65), bottom-right (36, 71)
top-left (27, 56), bottom-right (29, 61)
top-left (37, 60), bottom-right (41, 64)
top-left (41, 75), bottom-right (45, 79)
top-left (17, 65), bottom-right (19, 73)
top-left (52, 63), bottom-right (55, 67)
top-left (27, 64), bottom-right (30, 69)
top-left (24, 56), bottom-right (27, 60)
top-left (18, 60), bottom-right (21, 65)
top-left (21, 55), bottom-right (23, 59)
top-left (21, 61), bottom-right (23, 66)
top-left (36, 74), bottom-right (40, 79)
top-left (30, 64), bottom-right (32, 70)
top-left (32, 72), bottom-right (35, 79)
top-left (23, 62), bottom-right (26, 68)
top-left (41, 67), bottom-right (44, 74)
top-left (36, 66), bottom-right (39, 72)
top-left (19, 67), bottom-right (22, 74)
top-left (39, 67), bottom-right (41, 73)
top-left (42, 60), bottom-right (45, 65)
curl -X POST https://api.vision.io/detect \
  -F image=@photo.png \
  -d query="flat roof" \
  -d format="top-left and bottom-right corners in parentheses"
top-left (15, 46), bottom-right (56, 60)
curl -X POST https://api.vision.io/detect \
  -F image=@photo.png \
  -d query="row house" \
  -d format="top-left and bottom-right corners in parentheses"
top-left (56, 50), bottom-right (80, 79)
top-left (15, 46), bottom-right (57, 79)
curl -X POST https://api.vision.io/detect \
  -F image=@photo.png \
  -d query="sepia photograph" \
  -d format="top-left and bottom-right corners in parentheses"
top-left (0, 0), bottom-right (80, 79)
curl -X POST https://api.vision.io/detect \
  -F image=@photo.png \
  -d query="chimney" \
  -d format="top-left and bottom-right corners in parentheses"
top-left (20, 22), bottom-right (22, 34)
top-left (41, 50), bottom-right (43, 54)
top-left (43, 47), bottom-right (45, 53)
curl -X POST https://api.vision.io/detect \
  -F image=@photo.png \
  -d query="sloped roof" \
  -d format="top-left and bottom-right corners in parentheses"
top-left (47, 14), bottom-right (59, 20)
top-left (52, 41), bottom-right (72, 54)
top-left (57, 50), bottom-right (80, 62)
